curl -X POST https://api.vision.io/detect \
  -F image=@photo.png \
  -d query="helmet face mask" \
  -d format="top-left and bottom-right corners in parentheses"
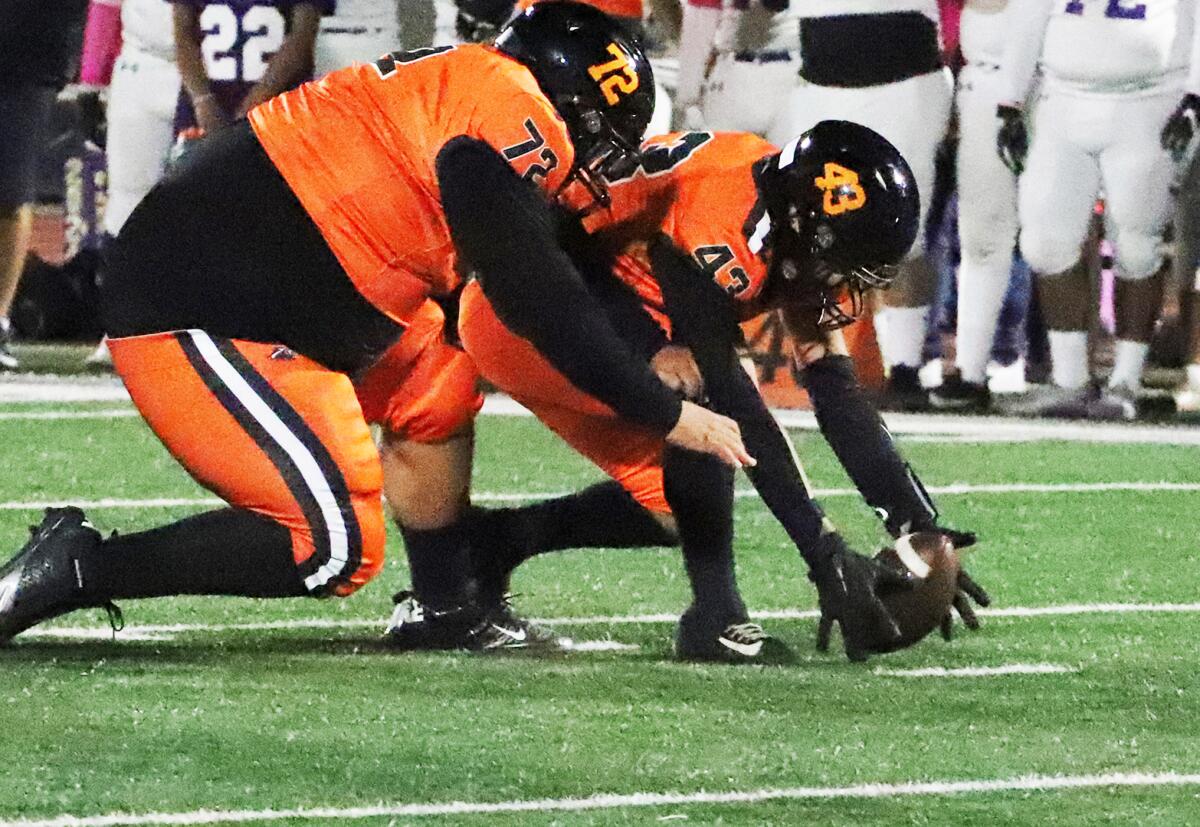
top-left (760, 121), bottom-right (920, 328)
top-left (494, 1), bottom-right (655, 211)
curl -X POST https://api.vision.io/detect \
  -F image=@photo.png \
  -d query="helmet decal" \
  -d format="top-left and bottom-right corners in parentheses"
top-left (814, 162), bottom-right (867, 216)
top-left (587, 43), bottom-right (640, 106)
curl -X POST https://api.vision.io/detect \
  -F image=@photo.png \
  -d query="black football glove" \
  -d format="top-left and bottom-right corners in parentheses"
top-left (996, 104), bottom-right (1028, 176)
top-left (809, 533), bottom-right (914, 662)
top-left (1162, 93), bottom-right (1200, 162)
top-left (939, 568), bottom-right (992, 641)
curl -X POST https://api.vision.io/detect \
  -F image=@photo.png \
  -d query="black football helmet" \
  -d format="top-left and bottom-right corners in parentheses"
top-left (494, 0), bottom-right (655, 208)
top-left (759, 120), bottom-right (920, 329)
top-left (455, 0), bottom-right (517, 43)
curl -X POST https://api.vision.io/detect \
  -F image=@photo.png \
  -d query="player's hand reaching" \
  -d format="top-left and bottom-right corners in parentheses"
top-left (666, 401), bottom-right (755, 468)
top-left (1162, 93), bottom-right (1200, 161)
top-left (651, 345), bottom-right (704, 400)
top-left (996, 104), bottom-right (1028, 176)
top-left (809, 533), bottom-right (914, 662)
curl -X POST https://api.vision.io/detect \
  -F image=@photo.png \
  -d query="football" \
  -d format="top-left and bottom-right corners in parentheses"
top-left (872, 532), bottom-right (960, 652)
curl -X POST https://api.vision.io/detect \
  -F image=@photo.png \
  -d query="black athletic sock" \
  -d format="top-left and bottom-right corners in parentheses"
top-left (466, 481), bottom-right (678, 600)
top-left (82, 508), bottom-right (308, 600)
top-left (398, 522), bottom-right (474, 611)
top-left (663, 446), bottom-right (745, 619)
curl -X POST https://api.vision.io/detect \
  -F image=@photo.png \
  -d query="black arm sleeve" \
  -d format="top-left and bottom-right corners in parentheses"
top-left (554, 209), bottom-right (670, 359)
top-left (650, 237), bottom-right (828, 564)
top-left (801, 354), bottom-right (939, 536)
top-left (438, 137), bottom-right (682, 434)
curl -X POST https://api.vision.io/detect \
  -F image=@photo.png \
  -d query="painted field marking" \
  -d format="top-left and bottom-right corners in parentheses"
top-left (23, 602), bottom-right (1200, 640)
top-left (2, 480), bottom-right (1198, 512)
top-left (4, 385), bottom-right (1200, 444)
top-left (5, 771), bottom-right (1200, 826)
top-left (0, 408), bottom-right (138, 420)
top-left (872, 664), bottom-right (1077, 678)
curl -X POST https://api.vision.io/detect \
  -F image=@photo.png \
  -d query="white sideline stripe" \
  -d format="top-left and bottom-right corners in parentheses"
top-left (25, 602), bottom-right (1200, 639)
top-left (565, 640), bottom-right (640, 652)
top-left (6, 387), bottom-right (1200, 445)
top-left (187, 332), bottom-right (349, 593)
top-left (7, 771), bottom-right (1200, 826)
top-left (873, 664), bottom-right (1077, 678)
top-left (3, 480), bottom-right (1199, 512)
top-left (0, 408), bottom-right (138, 420)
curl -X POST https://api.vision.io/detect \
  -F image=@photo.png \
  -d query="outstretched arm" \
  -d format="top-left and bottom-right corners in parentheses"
top-left (439, 140), bottom-right (752, 467)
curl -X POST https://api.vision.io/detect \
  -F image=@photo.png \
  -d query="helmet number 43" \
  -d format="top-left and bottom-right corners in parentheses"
top-left (588, 44), bottom-right (640, 106)
top-left (815, 163), bottom-right (867, 216)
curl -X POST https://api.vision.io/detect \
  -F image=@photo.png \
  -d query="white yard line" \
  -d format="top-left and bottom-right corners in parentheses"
top-left (0, 408), bottom-right (138, 420)
top-left (5, 771), bottom-right (1200, 826)
top-left (3, 384), bottom-right (1200, 444)
top-left (2, 480), bottom-right (1198, 512)
top-left (24, 602), bottom-right (1200, 639)
top-left (873, 664), bottom-right (1077, 678)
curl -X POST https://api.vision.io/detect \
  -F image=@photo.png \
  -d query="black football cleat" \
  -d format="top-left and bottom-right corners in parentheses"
top-left (878, 365), bottom-right (930, 412)
top-left (674, 605), bottom-right (793, 664)
top-left (0, 507), bottom-right (106, 643)
top-left (0, 318), bottom-right (18, 372)
top-left (383, 591), bottom-right (570, 653)
top-left (383, 590), bottom-right (484, 651)
top-left (468, 597), bottom-right (571, 652)
top-left (929, 373), bottom-right (991, 413)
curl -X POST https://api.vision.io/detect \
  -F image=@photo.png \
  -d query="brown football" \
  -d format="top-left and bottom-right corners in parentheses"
top-left (872, 532), bottom-right (960, 652)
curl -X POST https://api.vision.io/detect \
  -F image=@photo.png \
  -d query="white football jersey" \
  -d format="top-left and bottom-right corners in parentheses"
top-left (121, 0), bottom-right (175, 62)
top-left (797, 0), bottom-right (939, 21)
top-left (1004, 0), bottom-right (1200, 96)
top-left (960, 0), bottom-right (1008, 65)
top-left (714, 0), bottom-right (799, 53)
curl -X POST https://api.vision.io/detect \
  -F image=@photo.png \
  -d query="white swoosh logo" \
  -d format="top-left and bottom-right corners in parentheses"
top-left (718, 636), bottom-right (763, 657)
top-left (493, 625), bottom-right (527, 642)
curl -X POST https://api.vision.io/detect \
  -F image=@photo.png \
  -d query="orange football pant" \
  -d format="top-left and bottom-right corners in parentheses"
top-left (458, 280), bottom-right (670, 513)
top-left (110, 331), bottom-right (385, 597)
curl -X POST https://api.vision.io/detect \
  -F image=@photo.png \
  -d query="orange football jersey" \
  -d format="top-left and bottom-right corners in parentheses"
top-left (582, 131), bottom-right (779, 330)
top-left (249, 44), bottom-right (575, 327)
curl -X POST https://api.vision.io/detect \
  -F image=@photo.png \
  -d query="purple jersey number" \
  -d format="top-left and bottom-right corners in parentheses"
top-left (1065, 0), bottom-right (1147, 19)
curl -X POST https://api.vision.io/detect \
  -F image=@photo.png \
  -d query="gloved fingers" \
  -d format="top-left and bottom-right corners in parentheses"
top-left (958, 570), bottom-right (991, 607)
top-left (952, 593), bottom-right (981, 631)
top-left (941, 527), bottom-right (977, 549)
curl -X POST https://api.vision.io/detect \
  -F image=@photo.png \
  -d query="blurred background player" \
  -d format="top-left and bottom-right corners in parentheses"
top-left (78, 0), bottom-right (181, 367)
top-left (673, 0), bottom-right (721, 129)
top-left (171, 0), bottom-right (328, 135)
top-left (0, 0), bottom-right (91, 371)
top-left (777, 0), bottom-right (953, 410)
top-left (314, 0), bottom-right (403, 78)
top-left (998, 0), bottom-right (1200, 419)
top-left (930, 0), bottom-right (1031, 410)
top-left (696, 0), bottom-right (799, 136)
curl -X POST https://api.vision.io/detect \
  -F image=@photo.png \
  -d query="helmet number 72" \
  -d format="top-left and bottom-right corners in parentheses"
top-left (588, 44), bottom-right (640, 106)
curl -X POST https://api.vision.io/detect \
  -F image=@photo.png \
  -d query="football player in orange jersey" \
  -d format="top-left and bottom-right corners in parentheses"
top-left (0, 2), bottom-right (755, 646)
top-left (388, 122), bottom-right (989, 661)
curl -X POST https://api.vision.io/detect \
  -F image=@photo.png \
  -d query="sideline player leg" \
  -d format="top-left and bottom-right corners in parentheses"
top-left (1007, 92), bottom-right (1102, 417)
top-left (931, 63), bottom-right (1019, 411)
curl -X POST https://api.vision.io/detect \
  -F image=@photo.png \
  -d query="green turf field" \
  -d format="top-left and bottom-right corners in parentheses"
top-left (0, 399), bottom-right (1198, 825)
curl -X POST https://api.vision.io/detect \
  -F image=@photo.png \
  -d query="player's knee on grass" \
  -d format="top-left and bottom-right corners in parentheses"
top-left (322, 495), bottom-right (387, 597)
